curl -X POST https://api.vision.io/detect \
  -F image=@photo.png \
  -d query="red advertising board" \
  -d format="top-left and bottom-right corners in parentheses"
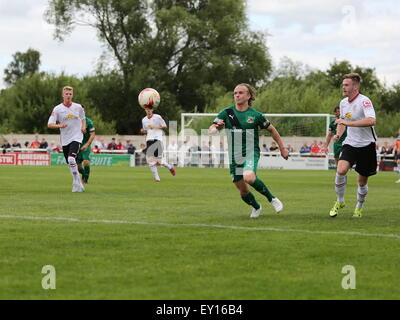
top-left (0, 154), bottom-right (16, 165)
top-left (0, 153), bottom-right (50, 166)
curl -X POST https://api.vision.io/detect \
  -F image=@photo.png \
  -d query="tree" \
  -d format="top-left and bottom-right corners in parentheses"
top-left (3, 48), bottom-right (41, 85)
top-left (0, 73), bottom-right (115, 134)
top-left (45, 0), bottom-right (272, 133)
top-left (326, 59), bottom-right (381, 93)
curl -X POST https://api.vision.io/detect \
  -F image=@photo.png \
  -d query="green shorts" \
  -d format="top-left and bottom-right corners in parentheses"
top-left (230, 156), bottom-right (260, 182)
top-left (333, 143), bottom-right (343, 159)
top-left (76, 147), bottom-right (91, 164)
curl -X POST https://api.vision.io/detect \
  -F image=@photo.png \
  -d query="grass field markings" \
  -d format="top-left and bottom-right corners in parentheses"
top-left (1, 214), bottom-right (400, 240)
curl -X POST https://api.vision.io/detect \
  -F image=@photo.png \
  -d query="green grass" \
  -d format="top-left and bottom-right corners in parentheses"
top-left (0, 166), bottom-right (399, 300)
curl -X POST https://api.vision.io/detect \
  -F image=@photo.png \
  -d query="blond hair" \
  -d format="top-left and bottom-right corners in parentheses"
top-left (236, 83), bottom-right (256, 106)
top-left (62, 86), bottom-right (73, 93)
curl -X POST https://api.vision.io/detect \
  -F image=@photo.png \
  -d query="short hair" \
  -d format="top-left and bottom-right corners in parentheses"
top-left (62, 86), bottom-right (73, 92)
top-left (343, 73), bottom-right (361, 84)
top-left (236, 83), bottom-right (256, 106)
top-left (333, 106), bottom-right (340, 112)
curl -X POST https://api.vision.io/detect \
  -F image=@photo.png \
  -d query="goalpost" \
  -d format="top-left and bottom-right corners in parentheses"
top-left (175, 113), bottom-right (334, 170)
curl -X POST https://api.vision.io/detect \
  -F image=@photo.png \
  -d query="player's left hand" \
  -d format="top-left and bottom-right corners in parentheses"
top-left (81, 145), bottom-right (88, 151)
top-left (280, 147), bottom-right (289, 160)
top-left (147, 125), bottom-right (154, 129)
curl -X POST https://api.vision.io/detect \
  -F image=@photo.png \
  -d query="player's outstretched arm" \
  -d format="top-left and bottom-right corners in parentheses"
top-left (267, 125), bottom-right (289, 160)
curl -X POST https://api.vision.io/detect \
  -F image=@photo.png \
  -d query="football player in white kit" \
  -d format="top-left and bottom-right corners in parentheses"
top-left (140, 106), bottom-right (176, 182)
top-left (329, 73), bottom-right (377, 218)
top-left (48, 86), bottom-right (86, 192)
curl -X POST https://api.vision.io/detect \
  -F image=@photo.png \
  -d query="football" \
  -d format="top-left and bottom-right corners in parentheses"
top-left (138, 88), bottom-right (160, 109)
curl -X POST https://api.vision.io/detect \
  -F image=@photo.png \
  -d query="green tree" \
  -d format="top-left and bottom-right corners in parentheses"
top-left (0, 73), bottom-right (115, 134)
top-left (326, 59), bottom-right (381, 93)
top-left (45, 0), bottom-right (272, 133)
top-left (3, 48), bottom-right (41, 86)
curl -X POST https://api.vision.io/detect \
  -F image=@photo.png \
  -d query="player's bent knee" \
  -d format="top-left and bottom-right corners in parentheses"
top-left (68, 156), bottom-right (77, 166)
top-left (243, 172), bottom-right (256, 184)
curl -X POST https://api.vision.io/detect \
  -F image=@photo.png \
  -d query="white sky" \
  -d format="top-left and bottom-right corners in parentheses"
top-left (0, 0), bottom-right (399, 89)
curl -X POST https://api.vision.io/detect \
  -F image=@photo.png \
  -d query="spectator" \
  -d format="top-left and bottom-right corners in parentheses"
top-left (39, 138), bottom-right (48, 149)
top-left (30, 136), bottom-right (40, 148)
top-left (24, 141), bottom-right (30, 148)
top-left (261, 143), bottom-right (269, 157)
top-left (380, 142), bottom-right (394, 157)
top-left (299, 143), bottom-right (311, 155)
top-left (310, 140), bottom-right (322, 156)
top-left (2, 140), bottom-right (11, 153)
top-left (107, 138), bottom-right (118, 150)
top-left (12, 139), bottom-right (21, 151)
top-left (92, 145), bottom-right (101, 154)
top-left (94, 137), bottom-right (107, 150)
top-left (126, 140), bottom-right (137, 155)
top-left (269, 142), bottom-right (279, 152)
top-left (287, 144), bottom-right (294, 153)
top-left (47, 141), bottom-right (60, 153)
top-left (116, 139), bottom-right (124, 150)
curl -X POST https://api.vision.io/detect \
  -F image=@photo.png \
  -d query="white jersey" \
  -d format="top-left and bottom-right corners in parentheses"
top-left (340, 93), bottom-right (377, 148)
top-left (48, 102), bottom-right (85, 146)
top-left (142, 114), bottom-right (166, 141)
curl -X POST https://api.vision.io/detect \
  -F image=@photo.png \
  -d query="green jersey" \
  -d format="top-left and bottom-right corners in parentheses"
top-left (329, 119), bottom-right (347, 144)
top-left (82, 117), bottom-right (95, 145)
top-left (214, 106), bottom-right (271, 164)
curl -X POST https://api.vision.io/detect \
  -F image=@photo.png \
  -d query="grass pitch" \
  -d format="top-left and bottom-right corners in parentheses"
top-left (0, 166), bottom-right (399, 300)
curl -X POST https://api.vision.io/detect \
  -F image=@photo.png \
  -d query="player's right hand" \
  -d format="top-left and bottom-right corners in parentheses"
top-left (215, 119), bottom-right (225, 130)
top-left (140, 128), bottom-right (147, 134)
top-left (59, 123), bottom-right (67, 128)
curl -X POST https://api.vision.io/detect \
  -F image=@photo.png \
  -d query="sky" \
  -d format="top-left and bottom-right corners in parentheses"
top-left (0, 0), bottom-right (399, 89)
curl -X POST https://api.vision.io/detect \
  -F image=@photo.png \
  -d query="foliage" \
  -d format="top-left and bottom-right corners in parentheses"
top-left (3, 48), bottom-right (41, 86)
top-left (45, 0), bottom-right (272, 133)
top-left (0, 73), bottom-right (115, 134)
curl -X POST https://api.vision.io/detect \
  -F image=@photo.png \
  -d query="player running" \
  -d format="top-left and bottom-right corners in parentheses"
top-left (329, 73), bottom-right (377, 218)
top-left (324, 106), bottom-right (347, 166)
top-left (77, 116), bottom-right (95, 184)
top-left (140, 106), bottom-right (176, 182)
top-left (48, 86), bottom-right (86, 192)
top-left (209, 83), bottom-right (289, 218)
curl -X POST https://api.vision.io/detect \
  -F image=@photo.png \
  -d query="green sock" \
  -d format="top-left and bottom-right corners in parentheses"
top-left (250, 177), bottom-right (274, 202)
top-left (78, 166), bottom-right (84, 175)
top-left (83, 165), bottom-right (90, 182)
top-left (241, 192), bottom-right (260, 210)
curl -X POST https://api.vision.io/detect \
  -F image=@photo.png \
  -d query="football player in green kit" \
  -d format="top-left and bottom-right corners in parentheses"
top-left (324, 106), bottom-right (347, 166)
top-left (209, 83), bottom-right (289, 218)
top-left (77, 116), bottom-right (95, 184)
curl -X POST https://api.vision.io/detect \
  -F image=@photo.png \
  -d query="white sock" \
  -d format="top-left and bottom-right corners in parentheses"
top-left (335, 174), bottom-right (346, 203)
top-left (149, 164), bottom-right (160, 181)
top-left (356, 185), bottom-right (368, 209)
top-left (68, 156), bottom-right (81, 184)
top-left (161, 161), bottom-right (172, 170)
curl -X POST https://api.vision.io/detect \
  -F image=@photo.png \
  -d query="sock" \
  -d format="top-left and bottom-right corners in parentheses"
top-left (250, 177), bottom-right (274, 202)
top-left (161, 161), bottom-right (172, 170)
top-left (356, 184), bottom-right (368, 209)
top-left (241, 192), bottom-right (260, 210)
top-left (149, 164), bottom-right (160, 181)
top-left (335, 174), bottom-right (346, 203)
top-left (83, 165), bottom-right (90, 182)
top-left (68, 157), bottom-right (80, 184)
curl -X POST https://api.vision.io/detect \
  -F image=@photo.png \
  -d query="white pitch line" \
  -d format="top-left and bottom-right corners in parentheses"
top-left (1, 214), bottom-right (400, 239)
